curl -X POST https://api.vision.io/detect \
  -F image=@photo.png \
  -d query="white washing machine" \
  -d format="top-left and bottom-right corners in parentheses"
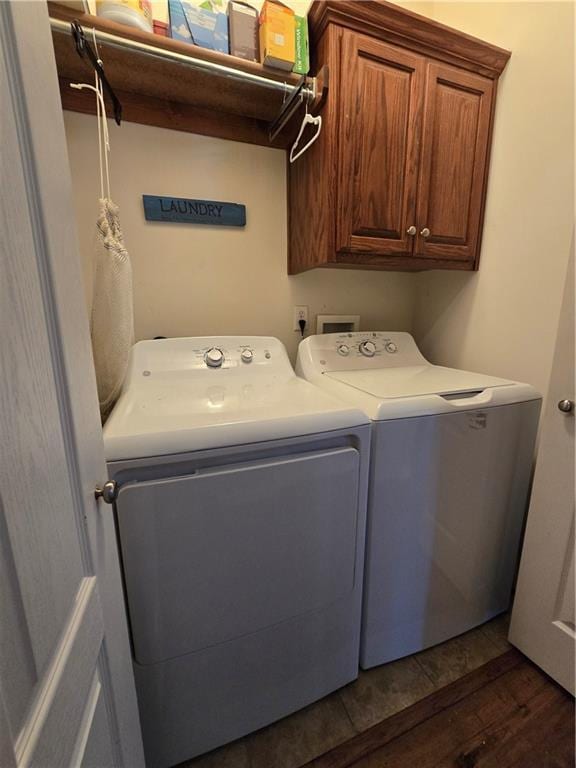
top-left (296, 332), bottom-right (541, 670)
top-left (103, 337), bottom-right (370, 767)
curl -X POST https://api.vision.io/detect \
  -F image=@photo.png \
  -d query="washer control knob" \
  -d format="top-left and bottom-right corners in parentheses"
top-left (359, 341), bottom-right (377, 357)
top-left (337, 344), bottom-right (350, 356)
top-left (241, 348), bottom-right (254, 364)
top-left (205, 348), bottom-right (224, 368)
top-left (385, 342), bottom-right (398, 354)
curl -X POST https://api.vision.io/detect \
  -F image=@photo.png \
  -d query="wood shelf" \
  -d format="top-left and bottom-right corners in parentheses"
top-left (49, 3), bottom-right (303, 147)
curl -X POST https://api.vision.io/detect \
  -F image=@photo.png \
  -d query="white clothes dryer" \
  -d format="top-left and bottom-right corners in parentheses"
top-left (297, 332), bottom-right (541, 669)
top-left (103, 337), bottom-right (370, 767)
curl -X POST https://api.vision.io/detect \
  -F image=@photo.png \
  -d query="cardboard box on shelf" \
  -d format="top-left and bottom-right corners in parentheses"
top-left (168, 0), bottom-right (193, 42)
top-left (152, 0), bottom-right (169, 35)
top-left (96, 0), bottom-right (154, 31)
top-left (181, 0), bottom-right (229, 53)
top-left (293, 14), bottom-right (309, 74)
top-left (259, 0), bottom-right (295, 72)
top-left (228, 1), bottom-right (259, 62)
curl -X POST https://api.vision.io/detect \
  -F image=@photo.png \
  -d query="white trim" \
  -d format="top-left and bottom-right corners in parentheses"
top-left (0, 681), bottom-right (17, 768)
top-left (15, 578), bottom-right (98, 768)
top-left (69, 673), bottom-right (102, 768)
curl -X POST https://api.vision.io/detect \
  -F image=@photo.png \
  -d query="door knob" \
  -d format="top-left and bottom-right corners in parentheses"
top-left (406, 225), bottom-right (417, 236)
top-left (558, 399), bottom-right (574, 414)
top-left (420, 227), bottom-right (431, 238)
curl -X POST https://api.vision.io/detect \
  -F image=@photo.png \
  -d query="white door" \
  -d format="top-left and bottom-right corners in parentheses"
top-left (509, 241), bottom-right (575, 694)
top-left (0, 2), bottom-right (144, 766)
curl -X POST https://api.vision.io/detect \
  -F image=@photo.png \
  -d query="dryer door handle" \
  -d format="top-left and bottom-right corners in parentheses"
top-left (95, 480), bottom-right (119, 504)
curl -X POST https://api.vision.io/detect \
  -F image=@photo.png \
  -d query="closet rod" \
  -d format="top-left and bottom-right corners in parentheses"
top-left (50, 17), bottom-right (315, 100)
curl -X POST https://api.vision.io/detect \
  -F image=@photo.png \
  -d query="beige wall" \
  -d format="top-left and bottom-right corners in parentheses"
top-left (64, 0), bottom-right (574, 390)
top-left (413, 1), bottom-right (574, 403)
top-left (64, 113), bottom-right (415, 362)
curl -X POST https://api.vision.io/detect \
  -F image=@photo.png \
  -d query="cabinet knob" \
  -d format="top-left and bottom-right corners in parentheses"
top-left (420, 227), bottom-right (431, 238)
top-left (558, 399), bottom-right (574, 414)
top-left (406, 225), bottom-right (417, 236)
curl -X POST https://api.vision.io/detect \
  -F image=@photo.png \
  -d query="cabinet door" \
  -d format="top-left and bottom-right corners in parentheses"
top-left (415, 63), bottom-right (494, 264)
top-left (337, 31), bottom-right (425, 257)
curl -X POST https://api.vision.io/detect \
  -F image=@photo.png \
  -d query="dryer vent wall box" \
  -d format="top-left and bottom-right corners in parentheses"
top-left (296, 332), bottom-right (542, 670)
top-left (317, 314), bottom-right (360, 334)
top-left (103, 337), bottom-right (370, 768)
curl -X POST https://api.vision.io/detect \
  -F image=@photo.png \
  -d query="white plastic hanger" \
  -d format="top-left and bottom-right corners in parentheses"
top-left (289, 100), bottom-right (322, 164)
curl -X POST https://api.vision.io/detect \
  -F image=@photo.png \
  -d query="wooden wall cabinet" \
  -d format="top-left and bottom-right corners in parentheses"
top-left (289, 1), bottom-right (510, 274)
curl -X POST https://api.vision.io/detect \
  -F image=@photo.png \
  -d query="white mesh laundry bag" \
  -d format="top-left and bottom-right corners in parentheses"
top-left (91, 198), bottom-right (134, 419)
top-left (72, 58), bottom-right (135, 420)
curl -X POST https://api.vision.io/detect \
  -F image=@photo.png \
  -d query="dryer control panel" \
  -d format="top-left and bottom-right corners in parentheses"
top-left (297, 332), bottom-right (428, 375)
top-left (125, 336), bottom-right (294, 383)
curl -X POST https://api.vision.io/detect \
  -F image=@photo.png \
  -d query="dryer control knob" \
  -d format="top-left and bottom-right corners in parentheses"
top-left (337, 344), bottom-right (350, 356)
top-left (241, 348), bottom-right (254, 363)
top-left (359, 341), bottom-right (377, 357)
top-left (205, 348), bottom-right (224, 368)
top-left (385, 342), bottom-right (398, 354)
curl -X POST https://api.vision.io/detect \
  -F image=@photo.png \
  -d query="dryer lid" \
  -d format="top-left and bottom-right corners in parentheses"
top-left (103, 336), bottom-right (369, 461)
top-left (325, 364), bottom-right (514, 400)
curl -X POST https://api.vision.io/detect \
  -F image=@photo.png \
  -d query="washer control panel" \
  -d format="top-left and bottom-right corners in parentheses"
top-left (359, 340), bottom-right (377, 357)
top-left (297, 332), bottom-right (427, 375)
top-left (334, 333), bottom-right (402, 360)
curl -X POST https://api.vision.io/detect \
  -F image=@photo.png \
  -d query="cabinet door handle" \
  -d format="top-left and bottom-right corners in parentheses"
top-left (406, 225), bottom-right (417, 236)
top-left (558, 399), bottom-right (574, 414)
top-left (420, 227), bottom-right (431, 238)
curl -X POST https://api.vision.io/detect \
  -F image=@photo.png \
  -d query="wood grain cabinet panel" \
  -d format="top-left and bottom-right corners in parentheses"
top-left (415, 64), bottom-right (494, 263)
top-left (288, 0), bottom-right (510, 274)
top-left (337, 32), bottom-right (425, 255)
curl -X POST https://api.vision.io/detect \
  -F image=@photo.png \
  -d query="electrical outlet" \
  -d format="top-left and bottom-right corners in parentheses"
top-left (293, 305), bottom-right (309, 332)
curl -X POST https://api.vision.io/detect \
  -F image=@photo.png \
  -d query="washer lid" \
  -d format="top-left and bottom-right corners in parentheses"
top-left (325, 364), bottom-right (514, 399)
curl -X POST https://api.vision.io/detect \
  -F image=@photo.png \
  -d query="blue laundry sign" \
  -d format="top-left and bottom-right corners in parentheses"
top-left (143, 195), bottom-right (246, 227)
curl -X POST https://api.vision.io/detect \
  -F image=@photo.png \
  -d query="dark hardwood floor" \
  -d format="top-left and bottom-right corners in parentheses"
top-left (303, 649), bottom-right (575, 768)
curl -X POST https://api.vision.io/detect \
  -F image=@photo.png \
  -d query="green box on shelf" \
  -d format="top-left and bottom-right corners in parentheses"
top-left (293, 15), bottom-right (309, 75)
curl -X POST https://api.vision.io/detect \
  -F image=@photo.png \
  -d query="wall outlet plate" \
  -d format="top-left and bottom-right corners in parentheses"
top-left (293, 305), bottom-right (308, 332)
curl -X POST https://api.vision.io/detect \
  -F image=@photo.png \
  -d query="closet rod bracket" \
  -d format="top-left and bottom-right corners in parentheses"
top-left (70, 19), bottom-right (123, 124)
top-left (268, 65), bottom-right (329, 143)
